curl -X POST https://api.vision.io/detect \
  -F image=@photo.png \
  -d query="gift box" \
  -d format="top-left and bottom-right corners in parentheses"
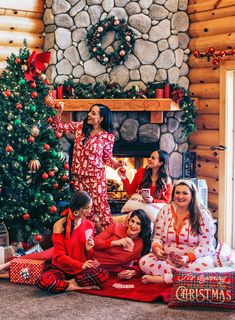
top-left (10, 259), bottom-right (45, 285)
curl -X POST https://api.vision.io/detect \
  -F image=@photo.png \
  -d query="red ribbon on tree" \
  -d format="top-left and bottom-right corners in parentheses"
top-left (24, 51), bottom-right (51, 82)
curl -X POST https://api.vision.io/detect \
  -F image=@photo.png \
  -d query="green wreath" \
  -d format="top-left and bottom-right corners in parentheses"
top-left (87, 16), bottom-right (136, 67)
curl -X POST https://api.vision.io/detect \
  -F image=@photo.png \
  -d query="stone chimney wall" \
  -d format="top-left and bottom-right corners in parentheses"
top-left (43, 0), bottom-right (190, 178)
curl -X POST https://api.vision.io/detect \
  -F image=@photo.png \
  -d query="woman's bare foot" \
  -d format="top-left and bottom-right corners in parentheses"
top-left (66, 283), bottom-right (100, 291)
top-left (141, 275), bottom-right (164, 284)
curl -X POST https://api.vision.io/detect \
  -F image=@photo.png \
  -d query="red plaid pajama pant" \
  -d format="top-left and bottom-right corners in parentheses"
top-left (36, 267), bottom-right (109, 293)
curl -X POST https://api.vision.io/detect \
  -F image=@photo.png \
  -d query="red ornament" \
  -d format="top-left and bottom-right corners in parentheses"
top-left (44, 93), bottom-right (54, 107)
top-left (119, 167), bottom-right (126, 174)
top-left (50, 206), bottom-right (57, 213)
top-left (55, 102), bottom-right (63, 110)
top-left (45, 79), bottom-right (50, 85)
top-left (34, 234), bottom-right (42, 242)
top-left (63, 163), bottom-right (69, 170)
top-left (209, 47), bottom-right (215, 54)
top-left (42, 172), bottom-right (49, 179)
top-left (16, 103), bottom-right (23, 110)
top-left (30, 81), bottom-right (37, 88)
top-left (23, 213), bottom-right (30, 220)
top-left (48, 171), bottom-right (55, 177)
top-left (15, 57), bottom-right (21, 64)
top-left (5, 145), bottom-right (13, 152)
top-left (231, 49), bottom-right (235, 55)
top-left (55, 132), bottom-right (62, 139)
top-left (31, 91), bottom-right (38, 98)
top-left (44, 144), bottom-right (50, 151)
top-left (219, 50), bottom-right (226, 57)
top-left (28, 136), bottom-right (35, 143)
top-left (28, 159), bottom-right (41, 171)
top-left (52, 183), bottom-right (59, 189)
top-left (61, 174), bottom-right (68, 181)
top-left (212, 58), bottom-right (220, 65)
top-left (193, 50), bottom-right (200, 57)
top-left (3, 90), bottom-right (11, 97)
top-left (47, 117), bottom-right (53, 124)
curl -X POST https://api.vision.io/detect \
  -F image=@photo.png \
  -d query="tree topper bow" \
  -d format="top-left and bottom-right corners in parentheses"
top-left (24, 51), bottom-right (51, 82)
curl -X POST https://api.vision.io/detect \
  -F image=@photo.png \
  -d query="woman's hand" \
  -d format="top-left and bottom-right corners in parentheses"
top-left (111, 237), bottom-right (130, 248)
top-left (85, 236), bottom-right (94, 251)
top-left (117, 167), bottom-right (127, 180)
top-left (82, 260), bottom-right (95, 270)
top-left (170, 255), bottom-right (189, 267)
top-left (118, 270), bottom-right (136, 280)
top-left (55, 102), bottom-right (64, 118)
top-left (143, 195), bottom-right (153, 203)
top-left (153, 247), bottom-right (166, 260)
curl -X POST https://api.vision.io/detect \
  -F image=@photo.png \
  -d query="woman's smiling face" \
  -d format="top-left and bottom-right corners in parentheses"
top-left (174, 184), bottom-right (192, 209)
top-left (127, 215), bottom-right (141, 239)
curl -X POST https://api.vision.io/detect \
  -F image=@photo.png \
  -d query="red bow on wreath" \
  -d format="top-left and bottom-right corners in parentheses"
top-left (24, 51), bottom-right (51, 82)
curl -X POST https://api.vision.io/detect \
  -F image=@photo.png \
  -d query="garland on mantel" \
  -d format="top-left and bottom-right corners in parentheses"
top-left (62, 80), bottom-right (197, 138)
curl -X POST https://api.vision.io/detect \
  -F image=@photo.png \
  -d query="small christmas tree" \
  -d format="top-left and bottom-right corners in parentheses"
top-left (0, 44), bottom-right (71, 242)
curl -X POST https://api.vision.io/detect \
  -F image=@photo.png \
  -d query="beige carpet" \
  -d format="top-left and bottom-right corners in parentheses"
top-left (0, 280), bottom-right (234, 320)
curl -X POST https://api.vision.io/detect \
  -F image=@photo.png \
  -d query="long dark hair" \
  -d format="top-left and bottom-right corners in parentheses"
top-left (171, 180), bottom-right (204, 235)
top-left (63, 191), bottom-right (92, 237)
top-left (140, 150), bottom-right (170, 199)
top-left (82, 104), bottom-right (114, 144)
top-left (128, 209), bottom-right (152, 256)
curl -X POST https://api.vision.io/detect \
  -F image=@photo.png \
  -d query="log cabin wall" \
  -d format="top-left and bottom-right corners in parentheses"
top-left (0, 0), bottom-right (44, 74)
top-left (187, 0), bottom-right (235, 219)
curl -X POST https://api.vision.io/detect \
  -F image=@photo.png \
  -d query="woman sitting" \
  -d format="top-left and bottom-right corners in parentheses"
top-left (139, 179), bottom-right (215, 284)
top-left (0, 204), bottom-right (152, 283)
top-left (94, 209), bottom-right (152, 279)
top-left (118, 150), bottom-right (172, 204)
top-left (36, 191), bottom-right (109, 293)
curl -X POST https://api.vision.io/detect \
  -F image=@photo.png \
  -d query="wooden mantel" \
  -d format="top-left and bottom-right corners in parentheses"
top-left (54, 98), bottom-right (181, 123)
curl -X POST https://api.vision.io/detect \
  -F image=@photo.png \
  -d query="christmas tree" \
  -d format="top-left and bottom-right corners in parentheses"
top-left (0, 45), bottom-right (71, 243)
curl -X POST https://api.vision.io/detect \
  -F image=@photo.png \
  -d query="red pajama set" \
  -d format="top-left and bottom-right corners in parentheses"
top-left (52, 119), bottom-right (116, 228)
top-left (36, 219), bottom-right (109, 293)
top-left (122, 168), bottom-right (172, 203)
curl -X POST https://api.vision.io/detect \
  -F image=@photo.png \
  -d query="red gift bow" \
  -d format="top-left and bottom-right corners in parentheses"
top-left (24, 51), bottom-right (51, 82)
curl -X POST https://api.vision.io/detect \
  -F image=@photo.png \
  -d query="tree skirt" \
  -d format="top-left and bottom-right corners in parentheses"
top-left (80, 274), bottom-right (172, 303)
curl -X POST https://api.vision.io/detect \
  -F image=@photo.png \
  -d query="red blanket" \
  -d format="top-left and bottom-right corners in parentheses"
top-left (81, 274), bottom-right (172, 303)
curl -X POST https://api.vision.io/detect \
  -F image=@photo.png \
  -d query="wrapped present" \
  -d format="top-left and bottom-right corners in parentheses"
top-left (10, 259), bottom-right (45, 285)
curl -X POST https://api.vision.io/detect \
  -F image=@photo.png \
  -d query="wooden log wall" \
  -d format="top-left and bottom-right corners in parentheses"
top-left (188, 0), bottom-right (235, 218)
top-left (0, 0), bottom-right (44, 73)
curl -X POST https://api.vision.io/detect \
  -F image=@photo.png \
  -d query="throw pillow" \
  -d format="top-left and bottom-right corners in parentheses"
top-left (121, 193), bottom-right (165, 222)
top-left (168, 269), bottom-right (235, 310)
top-left (215, 240), bottom-right (235, 267)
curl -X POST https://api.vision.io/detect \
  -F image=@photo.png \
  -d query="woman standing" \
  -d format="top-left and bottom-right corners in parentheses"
top-left (139, 179), bottom-right (215, 284)
top-left (36, 191), bottom-right (109, 293)
top-left (53, 104), bottom-right (123, 228)
top-left (118, 150), bottom-right (172, 204)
